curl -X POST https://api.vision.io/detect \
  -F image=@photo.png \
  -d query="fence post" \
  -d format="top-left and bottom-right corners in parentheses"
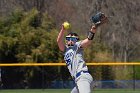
top-left (42, 66), bottom-right (45, 90)
top-left (133, 65), bottom-right (135, 91)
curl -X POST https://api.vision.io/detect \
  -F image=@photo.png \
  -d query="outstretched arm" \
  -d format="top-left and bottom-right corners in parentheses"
top-left (81, 12), bottom-right (108, 48)
top-left (80, 25), bottom-right (96, 48)
top-left (57, 25), bottom-right (66, 52)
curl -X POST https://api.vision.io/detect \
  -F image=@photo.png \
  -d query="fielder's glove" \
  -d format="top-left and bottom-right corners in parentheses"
top-left (91, 12), bottom-right (108, 27)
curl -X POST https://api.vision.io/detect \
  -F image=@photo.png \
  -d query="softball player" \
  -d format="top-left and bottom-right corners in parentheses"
top-left (57, 12), bottom-right (107, 93)
top-left (57, 24), bottom-right (97, 93)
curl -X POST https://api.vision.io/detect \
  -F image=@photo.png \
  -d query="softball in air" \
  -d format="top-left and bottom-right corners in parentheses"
top-left (63, 21), bottom-right (71, 30)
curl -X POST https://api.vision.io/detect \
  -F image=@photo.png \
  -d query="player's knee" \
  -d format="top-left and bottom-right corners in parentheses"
top-left (71, 89), bottom-right (78, 93)
top-left (71, 87), bottom-right (78, 93)
top-left (79, 90), bottom-right (91, 93)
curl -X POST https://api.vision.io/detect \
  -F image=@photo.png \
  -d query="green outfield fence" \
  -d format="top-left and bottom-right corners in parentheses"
top-left (0, 62), bottom-right (140, 91)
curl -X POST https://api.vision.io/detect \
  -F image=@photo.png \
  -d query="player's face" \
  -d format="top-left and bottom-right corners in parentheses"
top-left (66, 35), bottom-right (78, 46)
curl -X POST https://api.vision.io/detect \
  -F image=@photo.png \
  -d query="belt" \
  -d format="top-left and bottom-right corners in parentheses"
top-left (76, 71), bottom-right (89, 78)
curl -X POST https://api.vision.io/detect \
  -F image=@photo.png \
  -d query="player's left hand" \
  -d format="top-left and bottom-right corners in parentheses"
top-left (91, 12), bottom-right (108, 27)
top-left (90, 25), bottom-right (96, 33)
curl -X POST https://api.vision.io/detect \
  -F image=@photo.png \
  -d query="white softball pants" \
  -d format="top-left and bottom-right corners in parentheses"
top-left (71, 73), bottom-right (94, 93)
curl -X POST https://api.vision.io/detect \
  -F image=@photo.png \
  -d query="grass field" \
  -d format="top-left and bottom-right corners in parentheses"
top-left (0, 89), bottom-right (140, 93)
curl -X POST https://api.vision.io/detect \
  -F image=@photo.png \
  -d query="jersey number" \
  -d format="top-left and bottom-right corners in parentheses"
top-left (66, 59), bottom-right (73, 70)
top-left (66, 59), bottom-right (71, 66)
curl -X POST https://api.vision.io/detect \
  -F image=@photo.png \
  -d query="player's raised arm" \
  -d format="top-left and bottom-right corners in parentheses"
top-left (57, 25), bottom-right (66, 52)
top-left (80, 25), bottom-right (96, 48)
top-left (81, 12), bottom-right (108, 48)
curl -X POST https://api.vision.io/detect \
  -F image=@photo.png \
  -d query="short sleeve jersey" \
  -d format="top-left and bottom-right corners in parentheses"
top-left (64, 41), bottom-right (88, 78)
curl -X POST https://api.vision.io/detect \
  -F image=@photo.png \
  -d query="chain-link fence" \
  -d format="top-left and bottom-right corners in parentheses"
top-left (0, 63), bottom-right (140, 90)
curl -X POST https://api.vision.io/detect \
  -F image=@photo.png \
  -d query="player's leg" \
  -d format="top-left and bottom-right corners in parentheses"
top-left (89, 80), bottom-right (96, 93)
top-left (71, 86), bottom-right (79, 93)
top-left (76, 74), bottom-right (93, 93)
top-left (77, 80), bottom-right (91, 93)
top-left (90, 80), bottom-right (97, 91)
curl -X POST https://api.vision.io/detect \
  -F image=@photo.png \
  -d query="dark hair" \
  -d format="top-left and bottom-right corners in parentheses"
top-left (67, 32), bottom-right (79, 40)
top-left (67, 32), bottom-right (78, 36)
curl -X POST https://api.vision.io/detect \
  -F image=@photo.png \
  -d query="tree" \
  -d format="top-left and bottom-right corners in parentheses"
top-left (0, 8), bottom-right (63, 88)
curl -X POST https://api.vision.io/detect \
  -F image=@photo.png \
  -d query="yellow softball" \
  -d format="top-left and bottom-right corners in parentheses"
top-left (63, 21), bottom-right (71, 30)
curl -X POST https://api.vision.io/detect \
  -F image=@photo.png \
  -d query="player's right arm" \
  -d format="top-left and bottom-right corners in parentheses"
top-left (57, 25), bottom-right (65, 52)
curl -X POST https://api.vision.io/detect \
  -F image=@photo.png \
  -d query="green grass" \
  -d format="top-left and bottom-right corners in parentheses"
top-left (0, 89), bottom-right (140, 93)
